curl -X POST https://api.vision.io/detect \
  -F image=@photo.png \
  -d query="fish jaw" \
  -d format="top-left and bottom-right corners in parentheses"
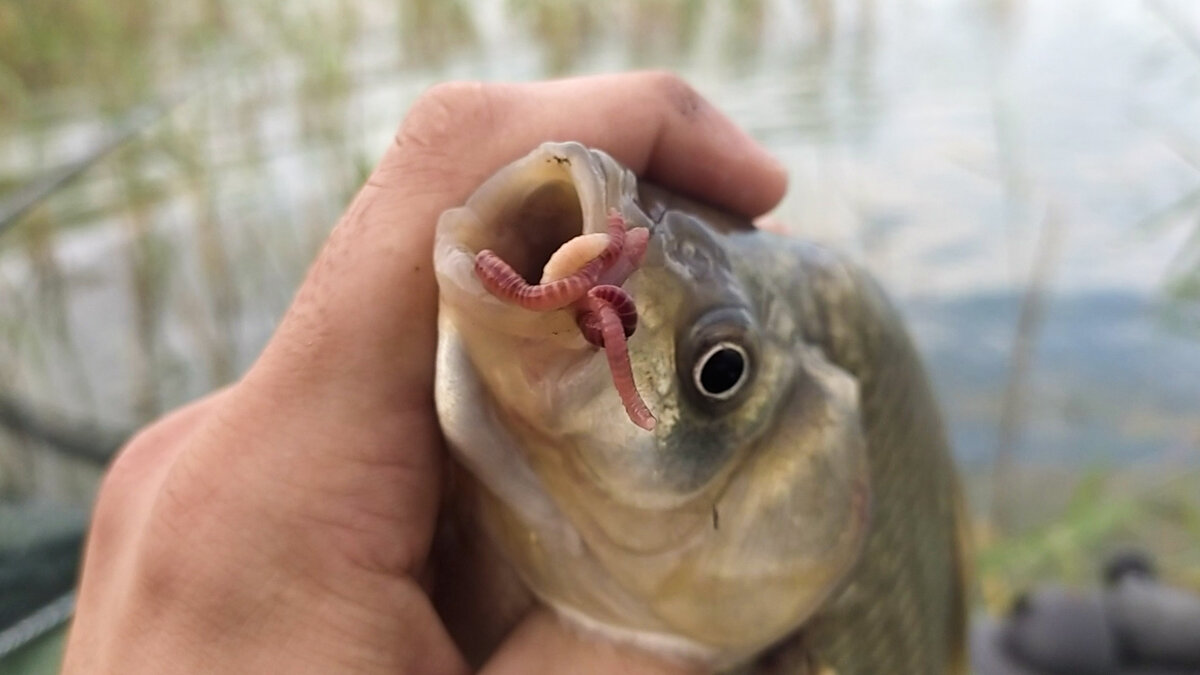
top-left (432, 141), bottom-right (655, 438)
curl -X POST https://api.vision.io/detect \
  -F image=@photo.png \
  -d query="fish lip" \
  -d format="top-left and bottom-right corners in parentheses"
top-left (436, 142), bottom-right (627, 280)
top-left (432, 141), bottom-right (643, 337)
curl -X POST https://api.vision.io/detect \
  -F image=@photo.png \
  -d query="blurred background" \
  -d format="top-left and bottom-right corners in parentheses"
top-left (1, 0), bottom-right (1198, 670)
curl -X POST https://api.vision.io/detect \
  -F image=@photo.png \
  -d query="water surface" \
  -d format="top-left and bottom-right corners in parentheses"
top-left (1, 0), bottom-right (1197, 513)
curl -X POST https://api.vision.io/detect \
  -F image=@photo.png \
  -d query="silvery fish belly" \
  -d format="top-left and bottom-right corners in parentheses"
top-left (432, 142), bottom-right (967, 674)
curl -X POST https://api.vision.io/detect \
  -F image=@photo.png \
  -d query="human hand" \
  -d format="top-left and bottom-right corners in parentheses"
top-left (61, 72), bottom-right (787, 675)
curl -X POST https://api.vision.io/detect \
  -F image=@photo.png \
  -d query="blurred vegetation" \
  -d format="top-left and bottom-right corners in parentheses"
top-left (0, 0), bottom-right (197, 121)
top-left (0, 0), bottom-right (1198, 637)
top-left (0, 0), bottom-right (154, 108)
top-left (971, 466), bottom-right (1200, 613)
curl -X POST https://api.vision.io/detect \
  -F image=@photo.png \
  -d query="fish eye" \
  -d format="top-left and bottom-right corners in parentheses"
top-left (692, 342), bottom-right (750, 400)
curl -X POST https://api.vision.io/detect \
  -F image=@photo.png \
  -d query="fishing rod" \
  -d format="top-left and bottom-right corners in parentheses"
top-left (0, 99), bottom-right (179, 238)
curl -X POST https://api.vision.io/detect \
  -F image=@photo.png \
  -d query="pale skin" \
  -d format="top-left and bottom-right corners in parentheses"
top-left (62, 72), bottom-right (788, 675)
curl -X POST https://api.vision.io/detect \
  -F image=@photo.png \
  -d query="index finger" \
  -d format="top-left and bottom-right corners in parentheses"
top-left (250, 72), bottom-right (787, 414)
top-left (383, 72), bottom-right (788, 219)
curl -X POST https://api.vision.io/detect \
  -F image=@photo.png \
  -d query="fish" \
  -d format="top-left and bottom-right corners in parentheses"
top-left (432, 141), bottom-right (968, 674)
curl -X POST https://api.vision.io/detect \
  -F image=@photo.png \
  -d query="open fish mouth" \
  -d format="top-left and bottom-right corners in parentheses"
top-left (434, 142), bottom-right (658, 429)
top-left (434, 142), bottom-right (641, 312)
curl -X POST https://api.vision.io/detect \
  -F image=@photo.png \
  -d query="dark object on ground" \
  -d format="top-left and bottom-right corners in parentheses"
top-left (971, 550), bottom-right (1200, 675)
top-left (0, 532), bottom-right (81, 632)
top-left (0, 502), bottom-right (86, 657)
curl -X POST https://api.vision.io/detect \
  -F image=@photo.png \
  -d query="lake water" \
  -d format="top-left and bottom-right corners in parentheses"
top-left (1, 0), bottom-right (1198, 507)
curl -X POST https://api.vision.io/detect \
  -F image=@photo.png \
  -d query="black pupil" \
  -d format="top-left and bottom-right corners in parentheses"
top-left (700, 348), bottom-right (745, 396)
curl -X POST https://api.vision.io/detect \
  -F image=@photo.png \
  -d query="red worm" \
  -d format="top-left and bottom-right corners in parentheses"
top-left (595, 210), bottom-right (628, 268)
top-left (584, 288), bottom-right (656, 431)
top-left (473, 210), bottom-right (629, 311)
top-left (474, 251), bottom-right (594, 310)
top-left (473, 208), bottom-right (655, 430)
top-left (576, 285), bottom-right (637, 345)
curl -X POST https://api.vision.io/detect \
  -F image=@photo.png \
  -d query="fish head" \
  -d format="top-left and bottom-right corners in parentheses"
top-left (434, 142), bottom-right (870, 666)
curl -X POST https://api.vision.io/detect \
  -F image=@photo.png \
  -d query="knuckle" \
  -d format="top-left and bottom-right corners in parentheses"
top-left (90, 432), bottom-right (155, 508)
top-left (95, 437), bottom-right (149, 510)
top-left (640, 69), bottom-right (686, 88)
top-left (637, 70), bottom-right (704, 119)
top-left (88, 398), bottom-right (209, 549)
top-left (397, 80), bottom-right (495, 155)
top-left (377, 80), bottom-right (501, 193)
top-left (88, 439), bottom-right (151, 551)
top-left (99, 418), bottom-right (172, 495)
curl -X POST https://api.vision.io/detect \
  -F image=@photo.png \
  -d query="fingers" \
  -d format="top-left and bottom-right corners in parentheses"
top-left (247, 71), bottom-right (786, 419)
top-left (87, 388), bottom-right (229, 558)
top-left (385, 72), bottom-right (787, 218)
top-left (512, 71), bottom-right (788, 217)
top-left (482, 610), bottom-right (708, 675)
top-left (66, 390), bottom-right (228, 672)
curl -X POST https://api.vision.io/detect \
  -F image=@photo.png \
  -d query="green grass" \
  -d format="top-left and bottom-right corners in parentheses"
top-left (971, 466), bottom-right (1200, 614)
top-left (0, 625), bottom-right (66, 675)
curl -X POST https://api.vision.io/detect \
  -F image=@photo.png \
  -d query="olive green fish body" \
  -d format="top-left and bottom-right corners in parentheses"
top-left (433, 143), bottom-right (966, 674)
top-left (720, 231), bottom-right (967, 674)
